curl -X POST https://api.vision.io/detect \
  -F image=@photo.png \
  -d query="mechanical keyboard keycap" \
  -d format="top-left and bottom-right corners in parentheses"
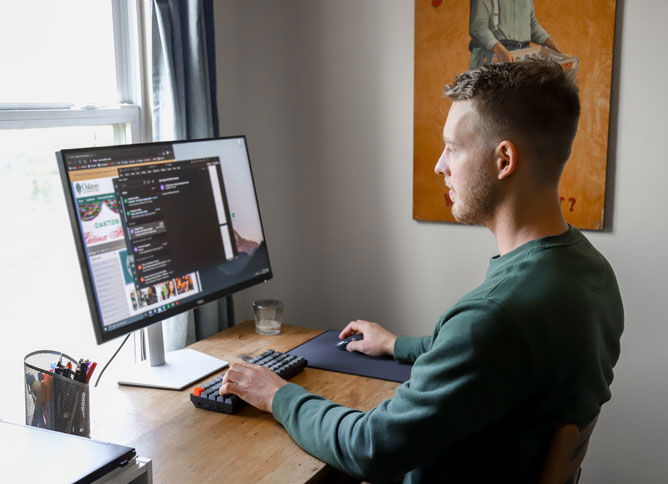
top-left (190, 349), bottom-right (307, 414)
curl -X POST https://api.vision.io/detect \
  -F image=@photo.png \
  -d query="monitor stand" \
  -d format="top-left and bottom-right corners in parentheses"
top-left (117, 321), bottom-right (227, 390)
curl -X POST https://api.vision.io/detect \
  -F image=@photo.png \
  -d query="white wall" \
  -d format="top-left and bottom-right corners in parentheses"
top-left (217, 0), bottom-right (668, 482)
top-left (215, 0), bottom-right (327, 329)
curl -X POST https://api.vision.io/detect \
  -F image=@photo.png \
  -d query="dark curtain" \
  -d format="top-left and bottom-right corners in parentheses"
top-left (151, 0), bottom-right (232, 346)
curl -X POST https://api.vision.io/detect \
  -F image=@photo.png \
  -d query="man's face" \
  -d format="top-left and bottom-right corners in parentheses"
top-left (434, 100), bottom-right (500, 225)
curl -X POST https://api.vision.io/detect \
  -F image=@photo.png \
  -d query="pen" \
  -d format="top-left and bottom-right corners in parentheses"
top-left (86, 361), bottom-right (97, 384)
top-left (81, 360), bottom-right (89, 383)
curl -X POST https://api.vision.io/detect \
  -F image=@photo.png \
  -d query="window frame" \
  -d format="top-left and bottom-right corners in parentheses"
top-left (0, 106), bottom-right (141, 145)
top-left (0, 0), bottom-right (150, 143)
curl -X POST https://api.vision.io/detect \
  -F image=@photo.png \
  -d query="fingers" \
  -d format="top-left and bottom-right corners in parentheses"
top-left (219, 364), bottom-right (238, 395)
top-left (219, 363), bottom-right (255, 395)
top-left (218, 362), bottom-right (287, 413)
top-left (341, 321), bottom-right (397, 357)
top-left (218, 380), bottom-right (238, 396)
top-left (339, 319), bottom-right (368, 339)
top-left (346, 339), bottom-right (363, 353)
top-left (339, 321), bottom-right (357, 339)
top-left (222, 362), bottom-right (247, 382)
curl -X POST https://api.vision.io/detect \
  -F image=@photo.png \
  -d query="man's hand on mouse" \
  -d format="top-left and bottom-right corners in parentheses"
top-left (219, 363), bottom-right (288, 413)
top-left (339, 320), bottom-right (397, 357)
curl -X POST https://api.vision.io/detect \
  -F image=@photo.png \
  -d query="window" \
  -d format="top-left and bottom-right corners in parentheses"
top-left (0, 0), bottom-right (149, 423)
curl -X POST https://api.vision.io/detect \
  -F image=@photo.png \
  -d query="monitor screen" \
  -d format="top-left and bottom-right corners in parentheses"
top-left (57, 136), bottom-right (272, 345)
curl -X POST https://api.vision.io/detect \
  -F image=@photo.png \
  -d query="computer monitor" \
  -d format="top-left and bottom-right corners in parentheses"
top-left (57, 136), bottom-right (272, 389)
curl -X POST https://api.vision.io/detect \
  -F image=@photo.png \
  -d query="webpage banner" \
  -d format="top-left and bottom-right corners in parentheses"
top-left (73, 178), bottom-right (124, 248)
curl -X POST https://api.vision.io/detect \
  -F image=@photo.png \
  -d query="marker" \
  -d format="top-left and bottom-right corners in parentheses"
top-left (75, 360), bottom-right (88, 383)
top-left (85, 362), bottom-right (98, 384)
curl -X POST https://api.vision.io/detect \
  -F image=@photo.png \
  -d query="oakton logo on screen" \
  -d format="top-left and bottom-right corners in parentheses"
top-left (75, 181), bottom-right (100, 195)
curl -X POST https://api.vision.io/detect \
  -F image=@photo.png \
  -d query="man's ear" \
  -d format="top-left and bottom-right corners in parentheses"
top-left (495, 140), bottom-right (518, 180)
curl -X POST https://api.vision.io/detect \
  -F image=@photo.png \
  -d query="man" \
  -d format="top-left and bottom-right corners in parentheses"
top-left (220, 61), bottom-right (624, 483)
top-left (469, 0), bottom-right (561, 68)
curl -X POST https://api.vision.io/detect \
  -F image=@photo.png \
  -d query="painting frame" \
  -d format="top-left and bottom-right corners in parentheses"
top-left (413, 0), bottom-right (617, 230)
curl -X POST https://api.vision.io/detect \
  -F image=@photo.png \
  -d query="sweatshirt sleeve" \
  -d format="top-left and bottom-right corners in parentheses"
top-left (529, 0), bottom-right (550, 45)
top-left (470, 0), bottom-right (501, 51)
top-left (272, 300), bottom-right (532, 483)
top-left (393, 335), bottom-right (431, 363)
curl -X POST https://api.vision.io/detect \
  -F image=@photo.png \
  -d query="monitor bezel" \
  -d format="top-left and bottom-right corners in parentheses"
top-left (56, 135), bottom-right (272, 345)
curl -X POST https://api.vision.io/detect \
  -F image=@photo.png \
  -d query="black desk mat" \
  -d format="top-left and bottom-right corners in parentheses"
top-left (287, 330), bottom-right (412, 383)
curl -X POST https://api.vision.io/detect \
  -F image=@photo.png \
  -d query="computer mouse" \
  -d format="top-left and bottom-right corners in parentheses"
top-left (336, 333), bottom-right (363, 351)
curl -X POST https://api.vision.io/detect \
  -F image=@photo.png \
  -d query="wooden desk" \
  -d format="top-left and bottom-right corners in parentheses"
top-left (90, 321), bottom-right (400, 483)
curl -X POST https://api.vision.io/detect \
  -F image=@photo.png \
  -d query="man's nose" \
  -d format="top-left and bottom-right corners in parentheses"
top-left (435, 149), bottom-right (449, 175)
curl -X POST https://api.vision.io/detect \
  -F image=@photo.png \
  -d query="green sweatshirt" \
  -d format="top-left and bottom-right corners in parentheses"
top-left (273, 227), bottom-right (623, 483)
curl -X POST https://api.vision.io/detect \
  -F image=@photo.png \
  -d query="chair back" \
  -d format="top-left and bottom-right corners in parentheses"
top-left (538, 414), bottom-right (599, 484)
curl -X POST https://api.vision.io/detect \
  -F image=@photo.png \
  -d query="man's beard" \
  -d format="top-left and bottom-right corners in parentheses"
top-left (450, 169), bottom-right (500, 225)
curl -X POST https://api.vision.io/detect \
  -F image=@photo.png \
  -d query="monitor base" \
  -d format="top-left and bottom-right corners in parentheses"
top-left (117, 348), bottom-right (227, 390)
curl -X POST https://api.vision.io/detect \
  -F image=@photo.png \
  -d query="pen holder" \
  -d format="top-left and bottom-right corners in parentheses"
top-left (24, 350), bottom-right (90, 438)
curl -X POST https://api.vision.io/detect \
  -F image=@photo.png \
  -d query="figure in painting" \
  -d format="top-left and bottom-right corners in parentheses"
top-left (469, 0), bottom-right (561, 68)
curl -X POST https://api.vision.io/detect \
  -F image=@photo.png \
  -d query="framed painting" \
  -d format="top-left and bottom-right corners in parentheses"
top-left (413, 0), bottom-right (617, 229)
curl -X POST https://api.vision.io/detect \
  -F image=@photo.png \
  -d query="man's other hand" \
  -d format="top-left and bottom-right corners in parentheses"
top-left (339, 320), bottom-right (397, 357)
top-left (544, 36), bottom-right (561, 53)
top-left (219, 363), bottom-right (289, 413)
top-left (493, 42), bottom-right (515, 63)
